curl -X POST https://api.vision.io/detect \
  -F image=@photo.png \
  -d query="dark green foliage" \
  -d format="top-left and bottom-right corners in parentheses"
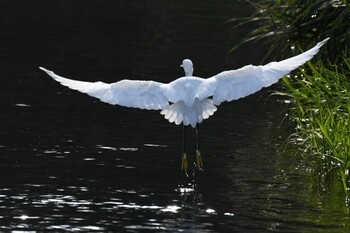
top-left (279, 59), bottom-right (350, 193)
top-left (232, 0), bottom-right (350, 193)
top-left (231, 0), bottom-right (350, 62)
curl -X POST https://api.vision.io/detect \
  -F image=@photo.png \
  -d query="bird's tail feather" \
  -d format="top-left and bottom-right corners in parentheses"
top-left (160, 99), bottom-right (217, 127)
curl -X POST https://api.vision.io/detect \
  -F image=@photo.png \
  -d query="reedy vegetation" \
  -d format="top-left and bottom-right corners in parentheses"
top-left (232, 0), bottom-right (350, 192)
top-left (280, 60), bottom-right (350, 193)
top-left (230, 0), bottom-right (349, 62)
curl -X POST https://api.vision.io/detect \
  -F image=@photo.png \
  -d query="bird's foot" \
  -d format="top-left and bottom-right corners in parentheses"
top-left (182, 152), bottom-right (188, 175)
top-left (196, 150), bottom-right (203, 171)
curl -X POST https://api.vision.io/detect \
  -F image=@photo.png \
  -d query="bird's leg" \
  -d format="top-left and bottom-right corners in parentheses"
top-left (195, 125), bottom-right (203, 171)
top-left (182, 124), bottom-right (188, 175)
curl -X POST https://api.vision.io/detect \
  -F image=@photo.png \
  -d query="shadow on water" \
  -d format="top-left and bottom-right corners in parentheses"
top-left (0, 1), bottom-right (350, 232)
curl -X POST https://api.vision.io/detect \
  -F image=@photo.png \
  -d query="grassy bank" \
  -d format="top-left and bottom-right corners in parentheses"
top-left (232, 0), bottom-right (350, 193)
top-left (230, 0), bottom-right (349, 62)
top-left (280, 60), bottom-right (350, 192)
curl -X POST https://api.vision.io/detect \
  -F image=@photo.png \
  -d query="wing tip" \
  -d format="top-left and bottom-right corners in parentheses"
top-left (318, 37), bottom-right (330, 46)
top-left (39, 66), bottom-right (51, 74)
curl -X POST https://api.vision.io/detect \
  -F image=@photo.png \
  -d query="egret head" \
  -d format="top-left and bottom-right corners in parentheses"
top-left (180, 59), bottom-right (194, 77)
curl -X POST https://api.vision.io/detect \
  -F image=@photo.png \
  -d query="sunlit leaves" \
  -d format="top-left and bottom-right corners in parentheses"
top-left (281, 60), bottom-right (350, 193)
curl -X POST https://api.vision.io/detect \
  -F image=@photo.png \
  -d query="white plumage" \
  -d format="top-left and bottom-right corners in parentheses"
top-left (40, 38), bottom-right (328, 128)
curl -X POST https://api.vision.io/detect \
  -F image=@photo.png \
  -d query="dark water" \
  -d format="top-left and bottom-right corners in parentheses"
top-left (1, 1), bottom-right (349, 232)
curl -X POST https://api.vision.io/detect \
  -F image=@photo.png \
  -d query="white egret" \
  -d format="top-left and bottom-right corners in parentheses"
top-left (40, 38), bottom-right (328, 174)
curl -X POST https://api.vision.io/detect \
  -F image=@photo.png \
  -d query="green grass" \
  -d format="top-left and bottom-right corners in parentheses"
top-left (231, 0), bottom-right (350, 194)
top-left (279, 59), bottom-right (350, 193)
top-left (230, 0), bottom-right (350, 62)
top-left (231, 0), bottom-right (350, 193)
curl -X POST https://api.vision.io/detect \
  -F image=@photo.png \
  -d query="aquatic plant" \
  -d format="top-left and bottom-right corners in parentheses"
top-left (230, 0), bottom-right (350, 62)
top-left (279, 59), bottom-right (350, 193)
top-left (230, 0), bottom-right (350, 194)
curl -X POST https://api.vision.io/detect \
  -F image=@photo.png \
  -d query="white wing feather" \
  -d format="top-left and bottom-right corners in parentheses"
top-left (209, 38), bottom-right (329, 105)
top-left (39, 67), bottom-right (169, 110)
top-left (40, 38), bottom-right (328, 127)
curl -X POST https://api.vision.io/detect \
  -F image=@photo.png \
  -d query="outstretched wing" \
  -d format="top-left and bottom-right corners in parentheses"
top-left (40, 67), bottom-right (169, 110)
top-left (208, 38), bottom-right (329, 105)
